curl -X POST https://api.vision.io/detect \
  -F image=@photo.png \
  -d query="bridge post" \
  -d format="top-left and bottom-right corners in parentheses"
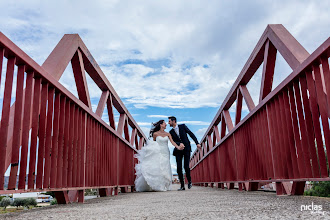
top-left (99, 188), bottom-right (112, 197)
top-left (290, 181), bottom-right (306, 195)
top-left (54, 191), bottom-right (69, 204)
top-left (276, 182), bottom-right (290, 196)
top-left (54, 190), bottom-right (85, 204)
top-left (275, 182), bottom-right (286, 195)
top-left (227, 183), bottom-right (234, 190)
top-left (276, 181), bottom-right (305, 195)
top-left (120, 186), bottom-right (128, 193)
top-left (114, 187), bottom-right (119, 195)
top-left (238, 183), bottom-right (243, 191)
top-left (244, 182), bottom-right (259, 191)
top-left (68, 190), bottom-right (79, 203)
top-left (78, 190), bottom-right (85, 203)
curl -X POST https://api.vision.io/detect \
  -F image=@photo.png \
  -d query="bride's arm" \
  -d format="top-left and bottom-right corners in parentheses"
top-left (168, 134), bottom-right (183, 150)
top-left (153, 133), bottom-right (157, 141)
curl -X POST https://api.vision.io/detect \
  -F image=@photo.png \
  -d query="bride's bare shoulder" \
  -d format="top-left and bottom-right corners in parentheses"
top-left (153, 131), bottom-right (160, 140)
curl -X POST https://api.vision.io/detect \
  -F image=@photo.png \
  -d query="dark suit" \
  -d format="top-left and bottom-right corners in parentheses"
top-left (170, 124), bottom-right (199, 186)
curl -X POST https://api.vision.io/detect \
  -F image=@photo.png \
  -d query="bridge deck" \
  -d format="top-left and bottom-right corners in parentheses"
top-left (2, 185), bottom-right (329, 219)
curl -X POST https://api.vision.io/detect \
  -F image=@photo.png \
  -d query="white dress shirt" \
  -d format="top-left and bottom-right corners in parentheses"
top-left (174, 124), bottom-right (180, 138)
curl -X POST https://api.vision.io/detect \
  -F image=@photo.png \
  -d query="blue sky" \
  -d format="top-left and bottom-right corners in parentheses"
top-left (1, 0), bottom-right (330, 174)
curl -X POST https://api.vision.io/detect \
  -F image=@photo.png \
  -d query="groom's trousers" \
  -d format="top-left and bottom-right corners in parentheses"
top-left (176, 151), bottom-right (191, 186)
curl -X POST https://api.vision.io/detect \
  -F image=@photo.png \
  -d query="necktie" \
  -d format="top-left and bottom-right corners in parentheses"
top-left (175, 126), bottom-right (180, 138)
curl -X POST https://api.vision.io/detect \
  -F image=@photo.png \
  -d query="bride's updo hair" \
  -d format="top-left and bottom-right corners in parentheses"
top-left (149, 120), bottom-right (165, 138)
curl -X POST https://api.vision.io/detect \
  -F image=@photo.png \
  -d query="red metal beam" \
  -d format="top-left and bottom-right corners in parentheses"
top-left (28, 78), bottom-right (42, 189)
top-left (107, 94), bottom-right (116, 129)
top-left (36, 83), bottom-right (49, 188)
top-left (50, 92), bottom-right (61, 188)
top-left (267, 25), bottom-right (309, 70)
top-left (43, 87), bottom-right (55, 189)
top-left (130, 128), bottom-right (137, 146)
top-left (117, 113), bottom-right (127, 137)
top-left (0, 47), bottom-right (4, 85)
top-left (7, 65), bottom-right (25, 190)
top-left (235, 89), bottom-right (243, 125)
top-left (260, 40), bottom-right (277, 102)
top-left (56, 96), bottom-right (66, 188)
top-left (71, 50), bottom-right (92, 108)
top-left (207, 135), bottom-right (213, 151)
top-left (0, 57), bottom-right (16, 190)
top-left (239, 85), bottom-right (255, 111)
top-left (18, 72), bottom-right (34, 190)
top-left (96, 90), bottom-right (110, 117)
top-left (213, 125), bottom-right (221, 143)
top-left (222, 110), bottom-right (234, 131)
top-left (42, 34), bottom-right (79, 80)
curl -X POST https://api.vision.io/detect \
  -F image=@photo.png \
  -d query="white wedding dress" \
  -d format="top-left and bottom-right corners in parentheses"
top-left (134, 136), bottom-right (172, 192)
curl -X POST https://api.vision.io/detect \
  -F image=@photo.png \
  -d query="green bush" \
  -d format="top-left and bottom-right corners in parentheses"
top-left (304, 181), bottom-right (330, 197)
top-left (28, 198), bottom-right (37, 207)
top-left (12, 198), bottom-right (25, 209)
top-left (23, 198), bottom-right (37, 209)
top-left (85, 189), bottom-right (98, 196)
top-left (50, 199), bottom-right (57, 205)
top-left (0, 196), bottom-right (5, 202)
top-left (0, 198), bottom-right (12, 210)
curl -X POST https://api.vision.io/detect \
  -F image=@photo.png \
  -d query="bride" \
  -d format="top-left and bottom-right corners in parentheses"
top-left (134, 120), bottom-right (184, 192)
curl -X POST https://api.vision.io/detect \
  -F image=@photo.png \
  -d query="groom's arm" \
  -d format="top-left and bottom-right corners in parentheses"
top-left (184, 124), bottom-right (199, 145)
top-left (170, 130), bottom-right (182, 146)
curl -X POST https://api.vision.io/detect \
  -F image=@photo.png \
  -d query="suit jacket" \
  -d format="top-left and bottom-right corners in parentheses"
top-left (170, 124), bottom-right (199, 156)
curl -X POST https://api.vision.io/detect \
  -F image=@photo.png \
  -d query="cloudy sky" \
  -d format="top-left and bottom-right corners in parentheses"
top-left (1, 0), bottom-right (329, 174)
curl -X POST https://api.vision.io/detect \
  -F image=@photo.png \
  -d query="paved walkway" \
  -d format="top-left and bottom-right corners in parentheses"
top-left (1, 185), bottom-right (329, 219)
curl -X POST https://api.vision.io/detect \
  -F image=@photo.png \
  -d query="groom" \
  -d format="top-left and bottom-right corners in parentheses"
top-left (168, 116), bottom-right (201, 190)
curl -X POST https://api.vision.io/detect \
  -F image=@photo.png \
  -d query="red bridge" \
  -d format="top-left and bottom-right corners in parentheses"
top-left (0, 32), bottom-right (147, 203)
top-left (0, 24), bottom-right (329, 205)
top-left (190, 24), bottom-right (330, 195)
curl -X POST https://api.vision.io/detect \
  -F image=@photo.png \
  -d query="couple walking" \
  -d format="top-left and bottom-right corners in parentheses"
top-left (135, 116), bottom-right (201, 191)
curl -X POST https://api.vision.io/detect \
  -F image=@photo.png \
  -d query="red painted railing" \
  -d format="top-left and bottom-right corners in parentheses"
top-left (190, 25), bottom-right (330, 195)
top-left (0, 33), bottom-right (146, 203)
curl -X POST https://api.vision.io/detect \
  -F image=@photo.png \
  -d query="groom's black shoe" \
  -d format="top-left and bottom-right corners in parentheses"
top-left (178, 186), bottom-right (185, 191)
top-left (188, 182), bottom-right (192, 189)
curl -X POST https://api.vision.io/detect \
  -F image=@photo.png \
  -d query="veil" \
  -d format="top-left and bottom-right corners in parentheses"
top-left (148, 122), bottom-right (156, 139)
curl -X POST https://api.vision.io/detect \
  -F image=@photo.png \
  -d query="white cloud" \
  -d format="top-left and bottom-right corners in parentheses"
top-left (137, 122), bottom-right (153, 126)
top-left (0, 0), bottom-right (329, 110)
top-left (196, 127), bottom-right (208, 138)
top-left (147, 115), bottom-right (169, 118)
top-left (179, 121), bottom-right (210, 126)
